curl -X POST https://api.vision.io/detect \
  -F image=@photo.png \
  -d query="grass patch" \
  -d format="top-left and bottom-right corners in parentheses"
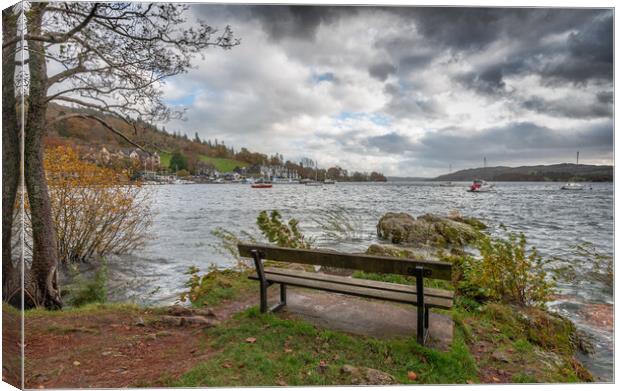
top-left (159, 151), bottom-right (172, 168)
top-left (169, 307), bottom-right (478, 387)
top-left (198, 155), bottom-right (248, 173)
top-left (181, 268), bottom-right (257, 307)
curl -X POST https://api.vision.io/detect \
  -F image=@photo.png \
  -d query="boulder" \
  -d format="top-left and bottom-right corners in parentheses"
top-left (365, 243), bottom-right (435, 260)
top-left (376, 212), bottom-right (483, 247)
top-left (341, 365), bottom-right (396, 385)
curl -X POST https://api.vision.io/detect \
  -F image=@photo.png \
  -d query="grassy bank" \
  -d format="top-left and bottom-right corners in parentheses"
top-left (20, 268), bottom-right (592, 388)
top-left (158, 153), bottom-right (247, 173)
top-left (168, 307), bottom-right (477, 387)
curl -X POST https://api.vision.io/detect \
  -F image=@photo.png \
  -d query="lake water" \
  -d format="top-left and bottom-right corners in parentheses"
top-left (106, 181), bottom-right (613, 381)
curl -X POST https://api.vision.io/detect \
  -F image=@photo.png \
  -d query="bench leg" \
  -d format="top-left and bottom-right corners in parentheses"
top-left (259, 280), bottom-right (268, 313)
top-left (280, 283), bottom-right (287, 305)
top-left (417, 303), bottom-right (425, 345)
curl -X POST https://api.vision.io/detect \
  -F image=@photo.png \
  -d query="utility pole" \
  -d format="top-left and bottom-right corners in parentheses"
top-left (483, 157), bottom-right (487, 169)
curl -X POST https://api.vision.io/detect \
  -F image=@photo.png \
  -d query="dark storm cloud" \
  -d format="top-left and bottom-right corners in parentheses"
top-left (522, 96), bottom-right (613, 119)
top-left (248, 6), bottom-right (351, 41)
top-left (363, 132), bottom-right (416, 153)
top-left (539, 12), bottom-right (613, 84)
top-left (409, 8), bottom-right (613, 92)
top-left (597, 91), bottom-right (614, 105)
top-left (408, 8), bottom-right (608, 52)
top-left (368, 62), bottom-right (397, 81)
top-left (193, 4), bottom-right (357, 41)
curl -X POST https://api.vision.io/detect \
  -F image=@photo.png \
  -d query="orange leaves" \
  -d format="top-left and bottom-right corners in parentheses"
top-left (38, 146), bottom-right (153, 264)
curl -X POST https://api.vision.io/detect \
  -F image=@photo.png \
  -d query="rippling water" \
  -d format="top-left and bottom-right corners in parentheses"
top-left (107, 181), bottom-right (613, 380)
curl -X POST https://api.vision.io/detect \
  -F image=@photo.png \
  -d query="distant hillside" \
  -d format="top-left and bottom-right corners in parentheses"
top-left (433, 164), bottom-right (613, 182)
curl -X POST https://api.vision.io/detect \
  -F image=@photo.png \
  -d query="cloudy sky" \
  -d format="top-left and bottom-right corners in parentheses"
top-left (159, 5), bottom-right (613, 177)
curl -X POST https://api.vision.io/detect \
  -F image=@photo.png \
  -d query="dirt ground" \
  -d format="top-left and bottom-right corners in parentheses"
top-left (23, 295), bottom-right (257, 389)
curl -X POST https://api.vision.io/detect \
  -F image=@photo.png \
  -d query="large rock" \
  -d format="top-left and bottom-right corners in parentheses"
top-left (341, 365), bottom-right (397, 385)
top-left (376, 212), bottom-right (483, 247)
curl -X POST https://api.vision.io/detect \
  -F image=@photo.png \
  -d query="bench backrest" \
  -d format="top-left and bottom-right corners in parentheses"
top-left (237, 242), bottom-right (452, 281)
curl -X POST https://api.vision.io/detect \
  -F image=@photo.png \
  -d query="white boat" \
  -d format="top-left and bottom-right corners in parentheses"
top-left (467, 179), bottom-right (494, 192)
top-left (561, 182), bottom-right (584, 191)
top-left (323, 179), bottom-right (336, 184)
top-left (561, 152), bottom-right (585, 191)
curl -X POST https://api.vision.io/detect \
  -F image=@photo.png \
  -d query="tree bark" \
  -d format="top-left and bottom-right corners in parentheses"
top-left (2, 7), bottom-right (20, 298)
top-left (24, 3), bottom-right (62, 309)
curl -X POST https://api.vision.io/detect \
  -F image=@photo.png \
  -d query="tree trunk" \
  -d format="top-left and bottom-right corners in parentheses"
top-left (2, 7), bottom-right (20, 300)
top-left (24, 3), bottom-right (62, 309)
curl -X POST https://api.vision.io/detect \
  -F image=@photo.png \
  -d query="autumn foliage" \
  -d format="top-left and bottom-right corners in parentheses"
top-left (24, 146), bottom-right (153, 264)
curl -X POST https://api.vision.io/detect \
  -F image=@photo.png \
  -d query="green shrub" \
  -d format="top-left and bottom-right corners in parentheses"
top-left (460, 231), bottom-right (555, 307)
top-left (68, 261), bottom-right (108, 307)
top-left (256, 210), bottom-right (314, 249)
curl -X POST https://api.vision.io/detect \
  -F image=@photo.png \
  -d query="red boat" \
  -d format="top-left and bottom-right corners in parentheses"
top-left (251, 178), bottom-right (272, 188)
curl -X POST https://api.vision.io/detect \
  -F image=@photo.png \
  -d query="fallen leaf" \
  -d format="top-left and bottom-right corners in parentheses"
top-left (284, 348), bottom-right (293, 353)
top-left (72, 361), bottom-right (80, 367)
top-left (276, 380), bottom-right (288, 386)
top-left (466, 380), bottom-right (475, 384)
top-left (491, 376), bottom-right (500, 383)
top-left (245, 337), bottom-right (257, 343)
top-left (222, 363), bottom-right (232, 369)
top-left (407, 371), bottom-right (417, 381)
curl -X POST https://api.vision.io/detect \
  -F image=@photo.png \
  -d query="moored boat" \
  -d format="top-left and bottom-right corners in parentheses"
top-left (467, 179), bottom-right (494, 192)
top-left (561, 152), bottom-right (585, 191)
top-left (561, 182), bottom-right (584, 190)
top-left (251, 178), bottom-right (272, 188)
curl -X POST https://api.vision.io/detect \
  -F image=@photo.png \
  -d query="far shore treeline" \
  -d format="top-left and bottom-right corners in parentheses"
top-left (430, 163), bottom-right (613, 182)
top-left (45, 103), bottom-right (387, 182)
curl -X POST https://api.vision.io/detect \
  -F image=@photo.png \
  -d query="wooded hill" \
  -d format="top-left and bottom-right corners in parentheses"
top-left (44, 103), bottom-right (387, 181)
top-left (432, 164), bottom-right (613, 182)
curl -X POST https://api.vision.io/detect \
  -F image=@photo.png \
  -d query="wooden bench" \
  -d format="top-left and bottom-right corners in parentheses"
top-left (238, 242), bottom-right (453, 345)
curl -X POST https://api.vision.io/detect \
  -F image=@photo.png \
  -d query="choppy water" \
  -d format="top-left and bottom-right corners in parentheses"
top-left (107, 181), bottom-right (613, 381)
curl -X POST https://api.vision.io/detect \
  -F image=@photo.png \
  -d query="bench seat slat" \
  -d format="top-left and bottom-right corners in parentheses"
top-left (249, 272), bottom-right (453, 309)
top-left (263, 267), bottom-right (454, 299)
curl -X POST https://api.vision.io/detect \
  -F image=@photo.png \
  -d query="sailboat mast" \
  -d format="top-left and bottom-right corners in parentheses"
top-left (576, 151), bottom-right (579, 166)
